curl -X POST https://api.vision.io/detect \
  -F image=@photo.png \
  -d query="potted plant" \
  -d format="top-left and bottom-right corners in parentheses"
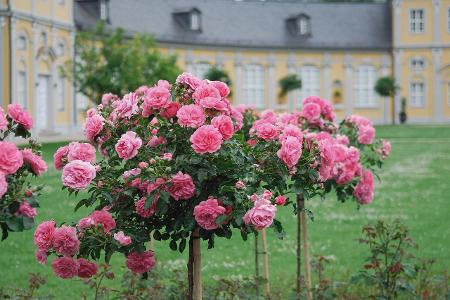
top-left (279, 74), bottom-right (302, 97)
top-left (374, 76), bottom-right (399, 125)
top-left (399, 97), bottom-right (407, 124)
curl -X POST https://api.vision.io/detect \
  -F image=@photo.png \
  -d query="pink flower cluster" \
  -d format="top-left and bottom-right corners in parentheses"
top-left (301, 96), bottom-right (335, 124)
top-left (54, 142), bottom-right (96, 170)
top-left (126, 250), bottom-right (156, 274)
top-left (346, 115), bottom-right (376, 145)
top-left (7, 103), bottom-right (33, 130)
top-left (243, 191), bottom-right (277, 230)
top-left (354, 169), bottom-right (374, 204)
top-left (77, 209), bottom-right (116, 234)
top-left (193, 197), bottom-right (226, 230)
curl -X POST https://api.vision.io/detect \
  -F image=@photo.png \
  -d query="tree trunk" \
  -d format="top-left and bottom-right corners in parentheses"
top-left (296, 194), bottom-right (303, 299)
top-left (193, 229), bottom-right (202, 300)
top-left (255, 233), bottom-right (260, 300)
top-left (301, 207), bottom-right (313, 300)
top-left (261, 228), bottom-right (270, 297)
top-left (188, 234), bottom-right (194, 300)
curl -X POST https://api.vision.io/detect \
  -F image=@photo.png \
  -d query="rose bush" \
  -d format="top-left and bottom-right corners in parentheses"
top-left (0, 104), bottom-right (47, 239)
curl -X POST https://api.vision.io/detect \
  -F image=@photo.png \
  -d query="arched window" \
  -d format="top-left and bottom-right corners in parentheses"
top-left (244, 64), bottom-right (265, 108)
top-left (57, 40), bottom-right (65, 56)
top-left (410, 81), bottom-right (425, 107)
top-left (354, 65), bottom-right (377, 107)
top-left (18, 35), bottom-right (27, 50)
top-left (192, 62), bottom-right (210, 79)
top-left (299, 65), bottom-right (320, 102)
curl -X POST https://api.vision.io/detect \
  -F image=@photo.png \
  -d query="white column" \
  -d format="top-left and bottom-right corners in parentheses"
top-left (323, 52), bottom-right (331, 100)
top-left (70, 30), bottom-right (76, 130)
top-left (433, 49), bottom-right (443, 122)
top-left (49, 26), bottom-right (57, 132)
top-left (32, 23), bottom-right (39, 133)
top-left (287, 53), bottom-right (296, 111)
top-left (267, 54), bottom-right (276, 110)
top-left (393, 0), bottom-right (401, 48)
top-left (234, 52), bottom-right (243, 105)
top-left (0, 17), bottom-right (5, 103)
top-left (381, 55), bottom-right (391, 124)
top-left (11, 17), bottom-right (17, 104)
top-left (343, 54), bottom-right (353, 116)
top-left (433, 0), bottom-right (441, 45)
top-left (393, 49), bottom-right (402, 124)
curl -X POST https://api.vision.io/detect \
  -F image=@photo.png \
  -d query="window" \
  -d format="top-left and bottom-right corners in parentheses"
top-left (18, 35), bottom-right (27, 50)
top-left (298, 17), bottom-right (310, 36)
top-left (191, 11), bottom-right (201, 31)
top-left (57, 76), bottom-right (65, 111)
top-left (354, 65), bottom-right (377, 107)
top-left (41, 32), bottom-right (47, 45)
top-left (410, 57), bottom-right (425, 71)
top-left (58, 41), bottom-right (65, 56)
top-left (244, 64), bottom-right (265, 108)
top-left (299, 66), bottom-right (320, 103)
top-left (410, 9), bottom-right (425, 33)
top-left (192, 63), bottom-right (210, 79)
top-left (18, 71), bottom-right (27, 109)
top-left (410, 82), bottom-right (425, 107)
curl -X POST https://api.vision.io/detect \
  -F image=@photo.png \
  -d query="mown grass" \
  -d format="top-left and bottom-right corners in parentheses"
top-left (0, 125), bottom-right (449, 298)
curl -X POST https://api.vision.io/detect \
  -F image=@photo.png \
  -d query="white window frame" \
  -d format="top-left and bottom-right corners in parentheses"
top-left (17, 70), bottom-right (28, 109)
top-left (298, 17), bottom-right (309, 36)
top-left (298, 65), bottom-right (320, 106)
top-left (18, 35), bottom-right (27, 51)
top-left (410, 57), bottom-right (425, 71)
top-left (57, 76), bottom-right (66, 112)
top-left (409, 9), bottom-right (425, 34)
top-left (192, 62), bottom-right (210, 79)
top-left (354, 65), bottom-right (377, 108)
top-left (191, 12), bottom-right (201, 31)
top-left (244, 64), bottom-right (265, 109)
top-left (409, 82), bottom-right (425, 108)
top-left (57, 40), bottom-right (65, 56)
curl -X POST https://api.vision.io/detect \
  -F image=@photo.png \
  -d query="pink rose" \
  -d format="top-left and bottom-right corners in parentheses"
top-left (193, 198), bottom-right (226, 230)
top-left (62, 160), bottom-right (96, 190)
top-left (168, 172), bottom-right (196, 200)
top-left (162, 153), bottom-right (173, 161)
top-left (275, 195), bottom-right (286, 206)
top-left (122, 168), bottom-right (141, 180)
top-left (176, 72), bottom-right (201, 90)
top-left (77, 258), bottom-right (98, 279)
top-left (243, 198), bottom-right (277, 230)
top-left (77, 217), bottom-right (95, 231)
top-left (354, 170), bottom-right (374, 205)
top-left (336, 135), bottom-right (349, 146)
top-left (52, 225), bottom-right (80, 256)
top-left (8, 103), bottom-right (33, 130)
top-left (101, 93), bottom-right (118, 106)
top-left (160, 102), bottom-right (180, 119)
top-left (0, 173), bottom-right (7, 198)
top-left (211, 115), bottom-right (234, 140)
top-left (112, 92), bottom-right (139, 119)
top-left (317, 140), bottom-right (335, 182)
top-left (277, 136), bottom-right (302, 169)
top-left (260, 110), bottom-right (278, 124)
top-left (53, 145), bottom-right (69, 170)
top-left (209, 81), bottom-right (230, 98)
top-left (138, 161), bottom-right (149, 169)
top-left (21, 149), bottom-right (47, 176)
top-left (114, 231), bottom-right (132, 246)
top-left (357, 124), bottom-right (375, 145)
top-left (279, 124), bottom-right (303, 143)
top-left (381, 140), bottom-right (391, 159)
top-left (193, 84), bottom-right (227, 111)
top-left (18, 201), bottom-right (37, 218)
top-left (89, 209), bottom-right (116, 234)
top-left (35, 249), bottom-right (47, 265)
top-left (142, 86), bottom-right (170, 116)
top-left (279, 113), bottom-right (299, 126)
top-left (34, 220), bottom-right (56, 250)
top-left (126, 250), bottom-right (156, 274)
top-left (0, 141), bottom-right (23, 174)
top-left (84, 113), bottom-right (104, 142)
top-left (51, 257), bottom-right (79, 279)
top-left (302, 102), bottom-right (321, 123)
top-left (0, 107), bottom-right (7, 131)
top-left (190, 125), bottom-right (223, 154)
top-left (255, 122), bottom-right (280, 141)
top-left (176, 104), bottom-right (205, 128)
top-left (148, 136), bottom-right (165, 147)
top-left (67, 142), bottom-right (96, 163)
top-left (115, 131), bottom-right (142, 160)
top-left (135, 196), bottom-right (158, 218)
top-left (235, 180), bottom-right (246, 189)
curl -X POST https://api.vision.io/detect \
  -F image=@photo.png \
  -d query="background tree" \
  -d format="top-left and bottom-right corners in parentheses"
top-left (204, 66), bottom-right (232, 95)
top-left (375, 76), bottom-right (399, 125)
top-left (63, 22), bottom-right (180, 104)
top-left (279, 74), bottom-right (302, 97)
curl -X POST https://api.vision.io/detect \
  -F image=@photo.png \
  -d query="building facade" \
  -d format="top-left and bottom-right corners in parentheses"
top-left (1, 0), bottom-right (450, 137)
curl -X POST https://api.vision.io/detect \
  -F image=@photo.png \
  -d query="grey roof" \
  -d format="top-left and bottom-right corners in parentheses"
top-left (74, 0), bottom-right (392, 50)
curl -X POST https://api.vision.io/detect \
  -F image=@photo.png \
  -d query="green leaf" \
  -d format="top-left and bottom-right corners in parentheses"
top-left (178, 238), bottom-right (187, 253)
top-left (169, 239), bottom-right (177, 251)
top-left (215, 215), bottom-right (228, 226)
top-left (6, 217), bottom-right (24, 232)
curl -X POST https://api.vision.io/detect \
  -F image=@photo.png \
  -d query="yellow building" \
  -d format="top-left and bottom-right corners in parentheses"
top-left (2, 0), bottom-right (450, 137)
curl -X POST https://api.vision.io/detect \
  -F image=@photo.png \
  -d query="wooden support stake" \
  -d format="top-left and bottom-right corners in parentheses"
top-left (193, 229), bottom-right (202, 300)
top-left (255, 233), bottom-right (260, 299)
top-left (296, 194), bottom-right (303, 299)
top-left (301, 206), bottom-right (313, 300)
top-left (260, 228), bottom-right (270, 297)
top-left (149, 231), bottom-right (154, 251)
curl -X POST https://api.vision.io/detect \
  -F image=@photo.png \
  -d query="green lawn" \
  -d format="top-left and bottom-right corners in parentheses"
top-left (1, 125), bottom-right (449, 298)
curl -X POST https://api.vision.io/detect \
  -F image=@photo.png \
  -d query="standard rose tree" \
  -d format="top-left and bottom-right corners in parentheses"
top-left (0, 104), bottom-right (47, 240)
top-left (34, 73), bottom-right (285, 300)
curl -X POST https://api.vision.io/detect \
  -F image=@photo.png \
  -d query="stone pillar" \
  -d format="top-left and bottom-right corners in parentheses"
top-left (433, 49), bottom-right (442, 122)
top-left (393, 0), bottom-right (401, 48)
top-left (393, 49), bottom-right (402, 124)
top-left (343, 54), bottom-right (353, 116)
top-left (267, 53), bottom-right (276, 110)
top-left (0, 17), bottom-right (5, 104)
top-left (323, 52), bottom-right (331, 100)
top-left (32, 23), bottom-right (39, 131)
top-left (433, 0), bottom-right (441, 45)
top-left (11, 17), bottom-right (16, 104)
top-left (234, 52), bottom-right (243, 105)
top-left (48, 26), bottom-right (57, 132)
top-left (70, 30), bottom-right (76, 130)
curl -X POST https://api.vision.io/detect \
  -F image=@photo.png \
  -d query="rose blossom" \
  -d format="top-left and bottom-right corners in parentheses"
top-left (302, 102), bottom-right (321, 123)
top-left (381, 140), bottom-right (391, 158)
top-left (122, 168), bottom-right (141, 180)
top-left (0, 141), bottom-right (23, 174)
top-left (21, 149), bottom-right (47, 176)
top-left (243, 198), bottom-right (277, 230)
top-left (35, 249), bottom-right (47, 265)
top-left (160, 102), bottom-right (180, 119)
top-left (67, 142), bottom-right (96, 164)
top-left (354, 170), bottom-right (374, 205)
top-left (135, 196), bottom-right (158, 218)
top-left (101, 93), bottom-right (118, 106)
top-left (190, 125), bottom-right (223, 154)
top-left (277, 136), bottom-right (302, 169)
top-left (115, 131), bottom-right (142, 160)
top-left (0, 107), bottom-right (7, 131)
top-left (84, 113), bottom-right (104, 142)
top-left (77, 258), bottom-right (98, 278)
top-left (148, 136), bottom-right (165, 147)
top-left (235, 180), bottom-right (246, 189)
top-left (7, 103), bottom-right (33, 130)
top-left (52, 225), bottom-right (80, 256)
top-left (51, 257), bottom-right (79, 279)
top-left (176, 72), bottom-right (201, 90)
top-left (193, 84), bottom-right (227, 111)
top-left (18, 201), bottom-right (37, 218)
top-left (77, 217), bottom-right (95, 231)
top-left (168, 172), bottom-right (196, 200)
top-left (114, 231), bottom-right (132, 246)
top-left (143, 85), bottom-right (170, 110)
top-left (89, 209), bottom-right (116, 234)
top-left (34, 220), bottom-right (56, 250)
top-left (279, 124), bottom-right (303, 143)
top-left (126, 251), bottom-right (156, 274)
top-left (176, 104), bottom-right (205, 128)
top-left (260, 110), bottom-right (278, 124)
top-left (112, 92), bottom-right (139, 119)
top-left (275, 195), bottom-right (287, 206)
top-left (193, 198), bottom-right (226, 230)
top-left (62, 160), bottom-right (96, 190)
top-left (53, 145), bottom-right (69, 170)
top-left (357, 124), bottom-right (375, 145)
top-left (0, 173), bottom-right (7, 198)
top-left (209, 81), bottom-right (230, 98)
top-left (211, 115), bottom-right (234, 140)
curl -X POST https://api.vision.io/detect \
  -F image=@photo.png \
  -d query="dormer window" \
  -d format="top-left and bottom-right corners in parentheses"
top-left (173, 8), bottom-right (202, 32)
top-left (286, 13), bottom-right (311, 37)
